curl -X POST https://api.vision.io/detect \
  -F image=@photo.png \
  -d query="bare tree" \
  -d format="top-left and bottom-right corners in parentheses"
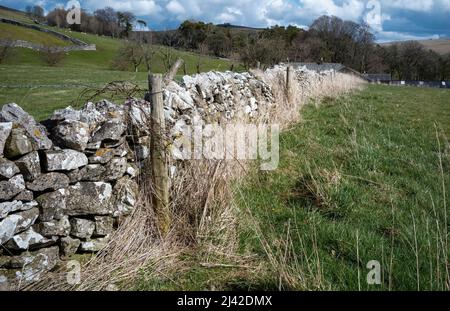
top-left (40, 47), bottom-right (65, 66)
top-left (112, 41), bottom-right (143, 72)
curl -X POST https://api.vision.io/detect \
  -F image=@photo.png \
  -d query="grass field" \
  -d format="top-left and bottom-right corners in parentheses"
top-left (135, 85), bottom-right (450, 291)
top-left (0, 8), bottom-right (235, 120)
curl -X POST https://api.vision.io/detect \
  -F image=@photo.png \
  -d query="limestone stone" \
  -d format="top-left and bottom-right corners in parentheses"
top-left (135, 145), bottom-right (150, 161)
top-left (26, 172), bottom-right (69, 192)
top-left (88, 148), bottom-right (114, 164)
top-left (4, 127), bottom-right (33, 158)
top-left (0, 201), bottom-right (23, 219)
top-left (0, 208), bottom-right (40, 244)
top-left (79, 236), bottom-right (110, 252)
top-left (103, 157), bottom-right (127, 181)
top-left (113, 177), bottom-right (138, 217)
top-left (70, 218), bottom-right (95, 239)
top-left (0, 174), bottom-right (25, 201)
top-left (65, 182), bottom-right (112, 216)
top-left (59, 236), bottom-right (81, 257)
top-left (5, 227), bottom-right (56, 251)
top-left (14, 190), bottom-right (34, 202)
top-left (0, 103), bottom-right (52, 150)
top-left (36, 189), bottom-right (66, 221)
top-left (0, 246), bottom-right (59, 290)
top-left (53, 120), bottom-right (90, 151)
top-left (93, 216), bottom-right (114, 237)
top-left (78, 164), bottom-right (106, 181)
top-left (0, 122), bottom-right (12, 156)
top-left (44, 149), bottom-right (88, 171)
top-left (0, 157), bottom-right (20, 179)
top-left (90, 119), bottom-right (125, 143)
top-left (14, 151), bottom-right (41, 181)
top-left (33, 216), bottom-right (70, 237)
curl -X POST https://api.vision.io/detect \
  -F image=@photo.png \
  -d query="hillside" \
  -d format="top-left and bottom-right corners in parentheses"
top-left (381, 38), bottom-right (450, 55)
top-left (0, 6), bottom-right (235, 120)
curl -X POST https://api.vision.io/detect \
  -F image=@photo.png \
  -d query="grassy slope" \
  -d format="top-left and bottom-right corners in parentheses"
top-left (0, 23), bottom-right (71, 46)
top-left (381, 38), bottom-right (450, 56)
top-left (135, 85), bottom-right (450, 291)
top-left (0, 9), bottom-right (235, 120)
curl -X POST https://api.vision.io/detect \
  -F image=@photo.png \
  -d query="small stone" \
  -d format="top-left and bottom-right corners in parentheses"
top-left (5, 227), bottom-right (55, 251)
top-left (90, 120), bottom-right (125, 143)
top-left (113, 177), bottom-right (138, 217)
top-left (0, 157), bottom-right (20, 179)
top-left (44, 149), bottom-right (88, 171)
top-left (0, 208), bottom-right (39, 244)
top-left (14, 151), bottom-right (41, 181)
top-left (33, 216), bottom-right (70, 237)
top-left (26, 172), bottom-right (69, 192)
top-left (4, 128), bottom-right (33, 158)
top-left (102, 137), bottom-right (125, 148)
top-left (126, 163), bottom-right (139, 178)
top-left (0, 174), bottom-right (25, 201)
top-left (53, 120), bottom-right (90, 151)
top-left (93, 216), bottom-right (114, 237)
top-left (67, 169), bottom-right (81, 183)
top-left (50, 106), bottom-right (81, 122)
top-left (36, 189), bottom-right (66, 221)
top-left (60, 236), bottom-right (81, 257)
top-left (103, 157), bottom-right (127, 181)
top-left (135, 145), bottom-right (150, 161)
top-left (79, 236), bottom-right (110, 252)
top-left (14, 190), bottom-right (34, 201)
top-left (65, 182), bottom-right (112, 216)
top-left (70, 218), bottom-right (95, 239)
top-left (0, 122), bottom-right (12, 156)
top-left (88, 148), bottom-right (114, 164)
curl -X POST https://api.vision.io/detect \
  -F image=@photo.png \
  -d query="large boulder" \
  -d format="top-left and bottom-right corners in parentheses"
top-left (0, 104), bottom-right (52, 150)
top-left (113, 177), bottom-right (138, 217)
top-left (0, 174), bottom-right (25, 201)
top-left (53, 120), bottom-right (90, 151)
top-left (14, 151), bottom-right (41, 181)
top-left (70, 218), bottom-right (95, 239)
top-left (4, 127), bottom-right (33, 158)
top-left (0, 157), bottom-right (20, 179)
top-left (0, 208), bottom-right (39, 244)
top-left (36, 189), bottom-right (66, 221)
top-left (65, 182), bottom-right (112, 216)
top-left (44, 149), bottom-right (88, 171)
top-left (0, 122), bottom-right (12, 156)
top-left (26, 172), bottom-right (69, 192)
top-left (5, 227), bottom-right (55, 251)
top-left (0, 246), bottom-right (59, 290)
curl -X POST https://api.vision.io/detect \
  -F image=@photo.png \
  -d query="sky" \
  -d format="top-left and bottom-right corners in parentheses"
top-left (1, 0), bottom-right (449, 42)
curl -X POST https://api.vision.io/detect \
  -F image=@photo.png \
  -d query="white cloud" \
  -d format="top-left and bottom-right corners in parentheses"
top-left (166, 0), bottom-right (185, 15)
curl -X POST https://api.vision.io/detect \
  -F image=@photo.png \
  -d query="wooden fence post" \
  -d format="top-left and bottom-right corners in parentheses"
top-left (150, 74), bottom-right (170, 236)
top-left (286, 66), bottom-right (293, 102)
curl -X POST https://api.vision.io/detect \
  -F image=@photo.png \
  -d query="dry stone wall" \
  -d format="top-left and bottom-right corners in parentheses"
top-left (0, 65), bottom-right (346, 290)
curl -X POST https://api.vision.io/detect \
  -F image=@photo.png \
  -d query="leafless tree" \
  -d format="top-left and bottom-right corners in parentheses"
top-left (40, 47), bottom-right (65, 66)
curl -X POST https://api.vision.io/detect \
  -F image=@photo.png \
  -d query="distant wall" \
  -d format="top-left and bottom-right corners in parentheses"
top-left (0, 18), bottom-right (96, 52)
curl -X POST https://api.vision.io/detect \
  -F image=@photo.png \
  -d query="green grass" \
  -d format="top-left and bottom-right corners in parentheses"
top-left (0, 10), bottom-right (236, 120)
top-left (0, 23), bottom-right (71, 46)
top-left (0, 7), bottom-right (32, 23)
top-left (135, 85), bottom-right (450, 291)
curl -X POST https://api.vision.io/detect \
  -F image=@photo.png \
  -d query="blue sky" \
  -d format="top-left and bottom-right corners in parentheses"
top-left (1, 0), bottom-right (449, 42)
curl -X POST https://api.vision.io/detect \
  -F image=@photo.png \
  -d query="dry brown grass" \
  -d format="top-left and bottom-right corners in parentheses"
top-left (28, 67), bottom-right (364, 291)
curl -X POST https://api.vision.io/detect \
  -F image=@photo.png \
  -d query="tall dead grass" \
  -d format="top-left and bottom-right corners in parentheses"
top-left (28, 67), bottom-right (365, 291)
